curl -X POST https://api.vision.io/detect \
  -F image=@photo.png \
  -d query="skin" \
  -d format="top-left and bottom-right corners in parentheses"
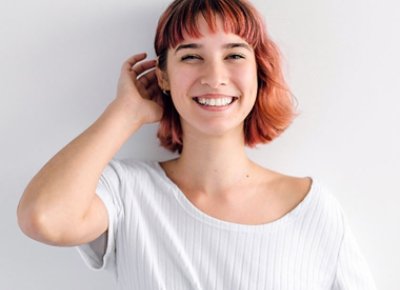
top-left (17, 15), bottom-right (311, 247)
top-left (157, 16), bottom-right (312, 224)
top-left (160, 16), bottom-right (258, 139)
top-left (17, 53), bottom-right (163, 246)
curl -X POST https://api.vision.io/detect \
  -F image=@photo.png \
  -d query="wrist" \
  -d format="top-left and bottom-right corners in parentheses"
top-left (99, 100), bottom-right (144, 135)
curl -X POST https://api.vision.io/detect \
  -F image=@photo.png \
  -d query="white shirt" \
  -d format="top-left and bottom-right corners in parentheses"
top-left (77, 159), bottom-right (376, 290)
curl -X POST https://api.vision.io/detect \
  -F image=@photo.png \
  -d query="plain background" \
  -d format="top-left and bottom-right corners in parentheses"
top-left (1, 0), bottom-right (399, 289)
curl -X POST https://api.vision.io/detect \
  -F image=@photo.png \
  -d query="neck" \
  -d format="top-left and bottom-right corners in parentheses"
top-left (164, 129), bottom-right (257, 198)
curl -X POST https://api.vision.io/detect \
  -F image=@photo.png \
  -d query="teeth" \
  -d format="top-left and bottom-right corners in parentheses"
top-left (196, 97), bottom-right (234, 106)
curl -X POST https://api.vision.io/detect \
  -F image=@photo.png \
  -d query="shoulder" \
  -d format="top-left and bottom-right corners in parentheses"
top-left (259, 166), bottom-right (345, 221)
top-left (107, 158), bottom-right (158, 174)
top-left (262, 166), bottom-right (339, 206)
top-left (291, 176), bottom-right (347, 231)
top-left (256, 166), bottom-right (313, 206)
top-left (273, 173), bottom-right (348, 240)
top-left (101, 158), bottom-right (163, 185)
top-left (99, 159), bottom-right (171, 202)
top-left (279, 173), bottom-right (345, 217)
top-left (277, 174), bottom-right (313, 199)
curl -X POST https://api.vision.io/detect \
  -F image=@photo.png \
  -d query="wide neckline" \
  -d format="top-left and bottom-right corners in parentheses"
top-left (150, 160), bottom-right (318, 233)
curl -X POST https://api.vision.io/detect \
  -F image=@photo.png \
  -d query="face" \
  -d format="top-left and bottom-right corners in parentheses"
top-left (157, 15), bottom-right (258, 140)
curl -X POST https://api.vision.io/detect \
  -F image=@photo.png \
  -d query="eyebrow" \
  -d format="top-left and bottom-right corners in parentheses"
top-left (174, 42), bottom-right (252, 54)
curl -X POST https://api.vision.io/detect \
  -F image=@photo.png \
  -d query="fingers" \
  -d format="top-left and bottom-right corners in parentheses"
top-left (146, 82), bottom-right (163, 100)
top-left (138, 69), bottom-right (158, 89)
top-left (137, 73), bottom-right (162, 100)
top-left (118, 53), bottom-right (163, 102)
top-left (133, 60), bottom-right (157, 78)
top-left (122, 53), bottom-right (146, 72)
top-left (122, 53), bottom-right (157, 78)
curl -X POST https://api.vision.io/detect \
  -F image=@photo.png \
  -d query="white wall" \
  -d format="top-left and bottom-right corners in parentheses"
top-left (1, 0), bottom-right (398, 289)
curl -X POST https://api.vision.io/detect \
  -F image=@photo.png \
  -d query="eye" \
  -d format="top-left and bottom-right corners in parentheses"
top-left (180, 55), bottom-right (202, 61)
top-left (226, 54), bottom-right (245, 60)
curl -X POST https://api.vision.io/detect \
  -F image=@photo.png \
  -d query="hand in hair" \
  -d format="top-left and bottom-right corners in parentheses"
top-left (113, 52), bottom-right (163, 125)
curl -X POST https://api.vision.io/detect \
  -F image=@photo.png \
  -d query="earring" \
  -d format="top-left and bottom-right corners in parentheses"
top-left (162, 90), bottom-right (170, 96)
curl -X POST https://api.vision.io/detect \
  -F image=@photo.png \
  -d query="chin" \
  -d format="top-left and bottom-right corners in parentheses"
top-left (184, 120), bottom-right (244, 141)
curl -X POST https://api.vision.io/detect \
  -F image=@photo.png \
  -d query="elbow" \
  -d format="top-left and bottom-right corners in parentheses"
top-left (17, 197), bottom-right (34, 239)
top-left (17, 199), bottom-right (72, 246)
top-left (17, 202), bottom-right (55, 245)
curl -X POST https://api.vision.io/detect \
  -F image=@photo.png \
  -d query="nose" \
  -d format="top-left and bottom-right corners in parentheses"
top-left (200, 59), bottom-right (228, 88)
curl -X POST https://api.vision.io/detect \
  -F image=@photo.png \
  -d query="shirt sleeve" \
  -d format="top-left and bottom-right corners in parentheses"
top-left (331, 209), bottom-right (377, 290)
top-left (76, 159), bottom-right (123, 272)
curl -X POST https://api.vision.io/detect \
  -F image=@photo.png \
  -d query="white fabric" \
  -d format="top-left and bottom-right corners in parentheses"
top-left (76, 159), bottom-right (376, 290)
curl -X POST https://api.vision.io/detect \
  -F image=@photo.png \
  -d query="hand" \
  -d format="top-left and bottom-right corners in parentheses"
top-left (114, 53), bottom-right (163, 125)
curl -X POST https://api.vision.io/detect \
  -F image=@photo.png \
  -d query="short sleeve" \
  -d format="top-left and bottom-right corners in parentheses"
top-left (332, 210), bottom-right (377, 290)
top-left (76, 160), bottom-right (123, 272)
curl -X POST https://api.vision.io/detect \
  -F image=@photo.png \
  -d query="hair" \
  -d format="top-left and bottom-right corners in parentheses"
top-left (154, 0), bottom-right (298, 153)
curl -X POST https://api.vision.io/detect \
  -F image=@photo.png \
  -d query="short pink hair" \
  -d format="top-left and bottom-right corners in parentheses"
top-left (154, 0), bottom-right (298, 153)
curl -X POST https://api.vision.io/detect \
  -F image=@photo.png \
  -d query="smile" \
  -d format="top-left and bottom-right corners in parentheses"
top-left (192, 96), bottom-right (238, 107)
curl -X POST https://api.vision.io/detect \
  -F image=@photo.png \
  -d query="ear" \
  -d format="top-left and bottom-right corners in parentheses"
top-left (155, 67), bottom-right (170, 91)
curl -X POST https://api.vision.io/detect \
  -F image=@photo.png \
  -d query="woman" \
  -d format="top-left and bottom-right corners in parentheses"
top-left (17, 0), bottom-right (376, 289)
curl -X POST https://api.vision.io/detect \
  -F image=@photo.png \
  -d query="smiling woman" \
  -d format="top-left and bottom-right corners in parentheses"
top-left (154, 0), bottom-right (295, 153)
top-left (156, 16), bottom-right (260, 146)
top-left (16, 0), bottom-right (377, 289)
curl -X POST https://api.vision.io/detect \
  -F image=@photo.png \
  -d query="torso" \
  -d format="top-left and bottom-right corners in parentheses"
top-left (186, 175), bottom-right (312, 225)
top-left (160, 160), bottom-right (313, 225)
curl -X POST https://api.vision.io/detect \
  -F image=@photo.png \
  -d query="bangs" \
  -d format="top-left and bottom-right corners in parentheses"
top-left (156, 0), bottom-right (263, 53)
top-left (154, 0), bottom-right (296, 153)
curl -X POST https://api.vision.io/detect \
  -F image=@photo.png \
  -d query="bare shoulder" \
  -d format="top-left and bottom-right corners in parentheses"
top-left (257, 165), bottom-right (313, 202)
top-left (279, 174), bottom-right (313, 197)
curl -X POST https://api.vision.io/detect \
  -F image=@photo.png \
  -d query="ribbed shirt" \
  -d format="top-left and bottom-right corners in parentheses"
top-left (77, 159), bottom-right (376, 290)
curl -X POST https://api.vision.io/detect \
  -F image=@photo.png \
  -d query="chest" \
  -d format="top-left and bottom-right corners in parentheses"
top-left (184, 186), bottom-right (307, 225)
top-left (189, 197), bottom-right (283, 225)
top-left (118, 208), bottom-right (337, 290)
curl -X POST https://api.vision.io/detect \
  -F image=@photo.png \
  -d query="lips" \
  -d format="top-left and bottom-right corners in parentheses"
top-left (192, 94), bottom-right (239, 107)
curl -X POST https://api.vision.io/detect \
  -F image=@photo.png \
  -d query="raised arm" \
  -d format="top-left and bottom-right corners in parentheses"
top-left (17, 53), bottom-right (163, 246)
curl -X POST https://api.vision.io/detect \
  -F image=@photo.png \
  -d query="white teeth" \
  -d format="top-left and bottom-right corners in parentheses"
top-left (196, 97), bottom-right (234, 106)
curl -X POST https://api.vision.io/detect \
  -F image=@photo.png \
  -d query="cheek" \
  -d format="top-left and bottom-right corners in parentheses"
top-left (234, 64), bottom-right (258, 95)
top-left (168, 67), bottom-right (196, 93)
top-left (166, 68), bottom-right (193, 113)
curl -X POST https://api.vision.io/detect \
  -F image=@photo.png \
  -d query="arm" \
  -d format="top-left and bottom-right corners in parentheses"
top-left (17, 53), bottom-right (163, 246)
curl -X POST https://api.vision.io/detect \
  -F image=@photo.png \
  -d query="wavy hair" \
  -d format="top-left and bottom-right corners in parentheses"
top-left (154, 0), bottom-right (298, 153)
